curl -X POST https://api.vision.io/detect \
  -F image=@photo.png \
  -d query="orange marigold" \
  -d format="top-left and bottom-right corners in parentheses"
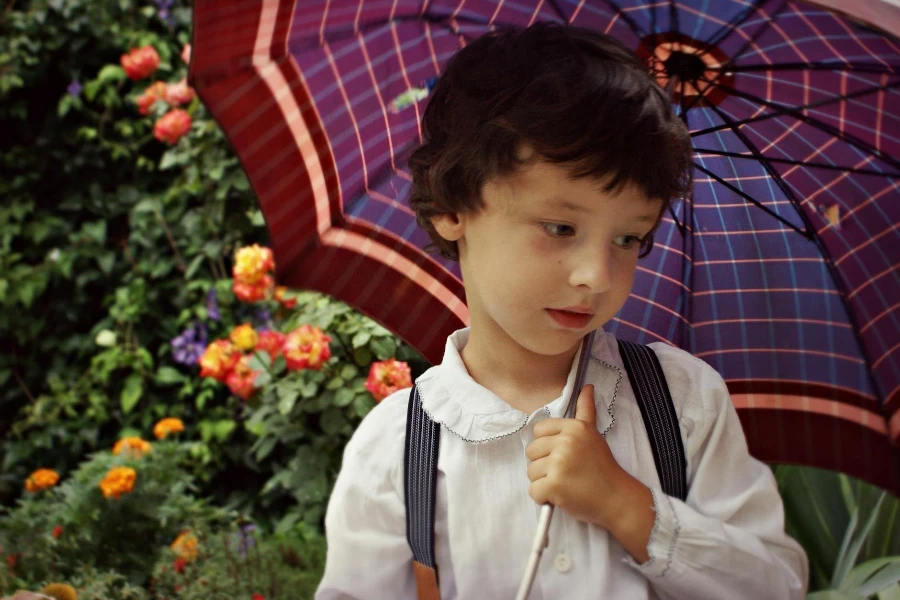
top-left (112, 437), bottom-right (152, 458)
top-left (154, 417), bottom-right (185, 440)
top-left (25, 468), bottom-right (60, 493)
top-left (99, 466), bottom-right (137, 499)
top-left (170, 530), bottom-right (199, 562)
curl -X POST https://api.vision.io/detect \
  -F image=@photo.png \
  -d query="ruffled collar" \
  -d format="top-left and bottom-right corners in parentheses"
top-left (414, 328), bottom-right (621, 443)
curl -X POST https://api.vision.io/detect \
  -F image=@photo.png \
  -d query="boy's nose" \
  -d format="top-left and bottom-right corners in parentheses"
top-left (568, 247), bottom-right (614, 293)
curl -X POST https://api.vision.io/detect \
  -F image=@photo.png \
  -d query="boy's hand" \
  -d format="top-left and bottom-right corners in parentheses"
top-left (525, 384), bottom-right (640, 531)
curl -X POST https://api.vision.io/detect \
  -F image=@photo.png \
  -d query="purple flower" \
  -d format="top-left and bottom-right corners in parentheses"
top-left (254, 308), bottom-right (271, 328)
top-left (206, 287), bottom-right (220, 322)
top-left (155, 0), bottom-right (175, 25)
top-left (171, 323), bottom-right (208, 365)
top-left (67, 79), bottom-right (82, 97)
top-left (231, 523), bottom-right (258, 558)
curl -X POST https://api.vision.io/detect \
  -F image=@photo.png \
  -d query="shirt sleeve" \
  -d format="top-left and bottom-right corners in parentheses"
top-left (315, 391), bottom-right (416, 600)
top-left (623, 349), bottom-right (809, 600)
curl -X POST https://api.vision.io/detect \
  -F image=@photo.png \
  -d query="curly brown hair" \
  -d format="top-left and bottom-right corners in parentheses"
top-left (408, 22), bottom-right (693, 261)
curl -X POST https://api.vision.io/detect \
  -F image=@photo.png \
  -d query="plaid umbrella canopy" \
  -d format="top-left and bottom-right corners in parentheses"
top-left (190, 0), bottom-right (900, 494)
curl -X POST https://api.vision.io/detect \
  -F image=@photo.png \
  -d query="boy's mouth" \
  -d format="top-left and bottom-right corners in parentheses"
top-left (546, 309), bottom-right (594, 329)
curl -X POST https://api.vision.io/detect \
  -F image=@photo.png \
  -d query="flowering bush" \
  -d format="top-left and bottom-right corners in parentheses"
top-left (24, 470), bottom-right (60, 494)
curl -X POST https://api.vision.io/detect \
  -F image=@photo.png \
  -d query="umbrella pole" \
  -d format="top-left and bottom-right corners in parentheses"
top-left (515, 330), bottom-right (597, 599)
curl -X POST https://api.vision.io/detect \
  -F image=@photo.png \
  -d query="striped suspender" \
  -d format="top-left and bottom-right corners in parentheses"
top-left (404, 385), bottom-right (441, 600)
top-left (617, 340), bottom-right (688, 501)
top-left (404, 342), bottom-right (687, 598)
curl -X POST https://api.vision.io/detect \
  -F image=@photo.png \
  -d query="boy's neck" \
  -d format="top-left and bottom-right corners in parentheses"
top-left (459, 327), bottom-right (581, 415)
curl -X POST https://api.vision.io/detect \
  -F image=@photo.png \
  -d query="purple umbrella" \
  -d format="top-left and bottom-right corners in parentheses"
top-left (190, 0), bottom-right (900, 494)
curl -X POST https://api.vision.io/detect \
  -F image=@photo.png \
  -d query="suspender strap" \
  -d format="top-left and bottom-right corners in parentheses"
top-left (617, 340), bottom-right (688, 501)
top-left (404, 385), bottom-right (441, 600)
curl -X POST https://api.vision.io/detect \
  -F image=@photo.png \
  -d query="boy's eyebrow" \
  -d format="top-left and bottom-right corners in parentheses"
top-left (547, 197), bottom-right (660, 223)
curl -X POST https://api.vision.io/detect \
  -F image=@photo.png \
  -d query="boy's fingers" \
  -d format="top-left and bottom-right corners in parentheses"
top-left (533, 418), bottom-right (567, 438)
top-left (574, 384), bottom-right (596, 425)
top-left (525, 436), bottom-right (554, 461)
top-left (526, 457), bottom-right (550, 482)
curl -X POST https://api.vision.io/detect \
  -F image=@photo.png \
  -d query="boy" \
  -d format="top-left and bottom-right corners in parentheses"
top-left (316, 22), bottom-right (808, 599)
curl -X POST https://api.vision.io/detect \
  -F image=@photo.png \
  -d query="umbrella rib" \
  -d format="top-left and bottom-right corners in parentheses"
top-left (595, 0), bottom-right (648, 39)
top-left (691, 79), bottom-right (900, 138)
top-left (710, 78), bottom-right (900, 172)
top-left (694, 0), bottom-right (766, 61)
top-left (681, 0), bottom-right (788, 115)
top-left (693, 148), bottom-right (900, 177)
top-left (710, 61), bottom-right (899, 74)
top-left (695, 109), bottom-right (887, 405)
top-left (691, 161), bottom-right (810, 238)
top-left (669, 0), bottom-right (680, 37)
top-left (547, 0), bottom-right (569, 23)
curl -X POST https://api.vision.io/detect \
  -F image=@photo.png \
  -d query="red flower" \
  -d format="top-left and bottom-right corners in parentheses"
top-left (255, 330), bottom-right (286, 359)
top-left (136, 81), bottom-right (167, 115)
top-left (365, 359), bottom-right (413, 402)
top-left (198, 340), bottom-right (241, 382)
top-left (283, 325), bottom-right (332, 371)
top-left (164, 78), bottom-right (195, 106)
top-left (252, 595), bottom-right (265, 600)
top-left (6, 553), bottom-right (17, 569)
top-left (232, 275), bottom-right (274, 303)
top-left (173, 557), bottom-right (187, 574)
top-left (153, 108), bottom-right (192, 144)
top-left (121, 46), bottom-right (160, 80)
top-left (225, 355), bottom-right (261, 401)
top-left (52, 525), bottom-right (63, 539)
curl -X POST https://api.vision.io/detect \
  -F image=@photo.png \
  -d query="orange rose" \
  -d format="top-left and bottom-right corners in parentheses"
top-left (232, 276), bottom-right (273, 303)
top-left (153, 108), bottom-right (192, 144)
top-left (229, 323), bottom-right (259, 351)
top-left (225, 355), bottom-right (261, 401)
top-left (283, 325), bottom-right (332, 371)
top-left (255, 330), bottom-right (285, 359)
top-left (233, 245), bottom-right (275, 286)
top-left (154, 417), bottom-right (185, 440)
top-left (112, 437), bottom-right (152, 458)
top-left (198, 339), bottom-right (241, 382)
top-left (365, 359), bottom-right (413, 402)
top-left (121, 46), bottom-right (160, 80)
top-left (136, 81), bottom-right (167, 115)
top-left (99, 466), bottom-right (137, 499)
top-left (25, 468), bottom-right (60, 493)
top-left (164, 78), bottom-right (195, 106)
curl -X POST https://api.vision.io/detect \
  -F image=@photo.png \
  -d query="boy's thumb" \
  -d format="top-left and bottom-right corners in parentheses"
top-left (574, 384), bottom-right (596, 425)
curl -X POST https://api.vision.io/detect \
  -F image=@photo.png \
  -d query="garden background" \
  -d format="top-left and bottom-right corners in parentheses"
top-left (0, 1), bottom-right (898, 599)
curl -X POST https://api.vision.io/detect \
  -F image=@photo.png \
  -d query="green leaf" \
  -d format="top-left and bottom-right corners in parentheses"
top-left (370, 337), bottom-right (396, 360)
top-left (120, 374), bottom-right (143, 414)
top-left (97, 64), bottom-right (126, 85)
top-left (320, 407), bottom-right (346, 435)
top-left (855, 559), bottom-right (900, 597)
top-left (834, 493), bottom-right (887, 588)
top-left (352, 331), bottom-right (371, 348)
top-left (96, 251), bottom-right (115, 274)
top-left (878, 584), bottom-right (900, 600)
top-left (806, 592), bottom-right (862, 600)
top-left (353, 395), bottom-right (374, 418)
top-left (254, 436), bottom-right (277, 461)
top-left (185, 254), bottom-right (205, 279)
top-left (333, 388), bottom-right (354, 407)
top-left (82, 220), bottom-right (107, 244)
top-left (278, 387), bottom-right (300, 416)
top-left (212, 420), bottom-right (236, 441)
top-left (156, 366), bottom-right (185, 385)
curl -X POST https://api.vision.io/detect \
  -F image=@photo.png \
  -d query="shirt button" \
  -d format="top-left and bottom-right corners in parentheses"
top-left (554, 552), bottom-right (572, 573)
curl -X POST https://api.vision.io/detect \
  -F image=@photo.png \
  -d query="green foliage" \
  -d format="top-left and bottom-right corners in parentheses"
top-left (0, 440), bottom-right (231, 590)
top-left (0, 0), bottom-right (262, 507)
top-left (148, 523), bottom-right (326, 600)
top-left (774, 465), bottom-right (900, 598)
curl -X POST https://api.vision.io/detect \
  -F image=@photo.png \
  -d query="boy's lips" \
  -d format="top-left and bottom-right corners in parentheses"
top-left (546, 308), bottom-right (594, 329)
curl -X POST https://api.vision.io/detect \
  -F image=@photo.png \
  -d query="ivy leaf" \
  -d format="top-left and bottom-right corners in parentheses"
top-left (120, 374), bottom-right (143, 414)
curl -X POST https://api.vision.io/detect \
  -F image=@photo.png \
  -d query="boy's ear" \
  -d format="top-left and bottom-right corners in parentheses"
top-left (431, 213), bottom-right (465, 242)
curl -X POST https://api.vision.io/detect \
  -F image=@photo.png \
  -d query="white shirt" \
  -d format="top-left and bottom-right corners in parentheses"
top-left (316, 328), bottom-right (809, 599)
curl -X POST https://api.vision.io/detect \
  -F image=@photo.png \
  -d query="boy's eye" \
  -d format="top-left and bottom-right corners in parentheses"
top-left (613, 235), bottom-right (642, 249)
top-left (541, 223), bottom-right (576, 237)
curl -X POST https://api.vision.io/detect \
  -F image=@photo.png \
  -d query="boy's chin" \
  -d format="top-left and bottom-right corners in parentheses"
top-left (515, 326), bottom-right (590, 357)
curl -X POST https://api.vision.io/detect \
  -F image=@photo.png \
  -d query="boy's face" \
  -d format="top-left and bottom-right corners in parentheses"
top-left (433, 149), bottom-right (663, 358)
